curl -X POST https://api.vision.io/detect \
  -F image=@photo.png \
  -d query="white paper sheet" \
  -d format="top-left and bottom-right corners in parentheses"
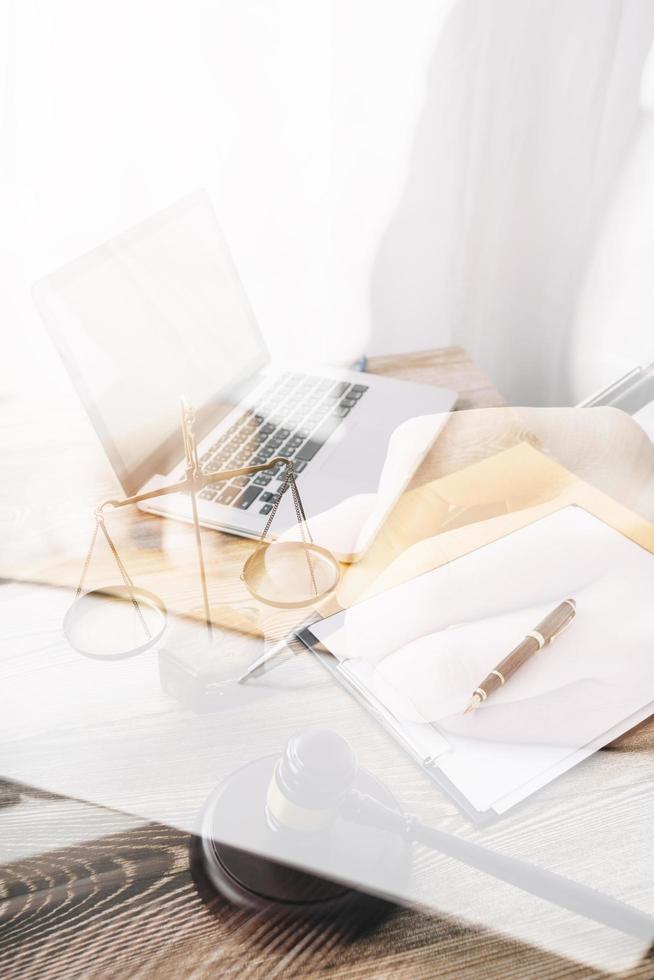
top-left (308, 506), bottom-right (654, 812)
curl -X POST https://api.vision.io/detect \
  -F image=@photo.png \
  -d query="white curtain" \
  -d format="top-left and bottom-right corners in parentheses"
top-left (568, 34), bottom-right (654, 403)
top-left (370, 0), bottom-right (654, 405)
top-left (2, 1), bottom-right (654, 408)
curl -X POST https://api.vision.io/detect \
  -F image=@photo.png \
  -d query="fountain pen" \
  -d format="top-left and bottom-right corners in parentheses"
top-left (464, 598), bottom-right (577, 713)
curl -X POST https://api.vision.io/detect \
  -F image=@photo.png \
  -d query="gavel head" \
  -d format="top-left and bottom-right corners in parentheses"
top-left (266, 728), bottom-right (358, 834)
top-left (192, 727), bottom-right (408, 918)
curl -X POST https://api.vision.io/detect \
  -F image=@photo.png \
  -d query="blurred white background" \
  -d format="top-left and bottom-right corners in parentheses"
top-left (2, 0), bottom-right (654, 408)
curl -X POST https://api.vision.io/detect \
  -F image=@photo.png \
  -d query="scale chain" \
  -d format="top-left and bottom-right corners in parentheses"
top-left (258, 462), bottom-right (319, 598)
top-left (76, 514), bottom-right (152, 639)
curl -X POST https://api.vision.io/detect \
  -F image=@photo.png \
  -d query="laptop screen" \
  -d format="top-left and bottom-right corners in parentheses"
top-left (33, 191), bottom-right (269, 493)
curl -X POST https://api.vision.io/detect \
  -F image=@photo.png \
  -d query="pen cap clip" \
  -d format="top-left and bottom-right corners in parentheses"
top-left (548, 598), bottom-right (576, 643)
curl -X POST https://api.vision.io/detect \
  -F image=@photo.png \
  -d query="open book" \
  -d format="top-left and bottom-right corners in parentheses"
top-left (300, 506), bottom-right (654, 818)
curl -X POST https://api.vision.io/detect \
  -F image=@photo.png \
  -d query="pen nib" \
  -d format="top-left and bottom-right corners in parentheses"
top-left (464, 694), bottom-right (481, 714)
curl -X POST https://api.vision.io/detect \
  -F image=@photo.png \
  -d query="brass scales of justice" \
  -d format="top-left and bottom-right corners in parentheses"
top-left (63, 399), bottom-right (341, 661)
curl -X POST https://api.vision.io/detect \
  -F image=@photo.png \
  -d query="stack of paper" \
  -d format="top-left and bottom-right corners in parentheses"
top-left (307, 506), bottom-right (654, 815)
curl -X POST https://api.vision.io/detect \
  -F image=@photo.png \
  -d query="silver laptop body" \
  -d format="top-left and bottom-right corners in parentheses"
top-left (33, 191), bottom-right (456, 561)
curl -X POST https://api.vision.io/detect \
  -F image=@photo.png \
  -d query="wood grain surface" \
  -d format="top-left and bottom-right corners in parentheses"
top-left (3, 784), bottom-right (653, 980)
top-left (2, 348), bottom-right (653, 979)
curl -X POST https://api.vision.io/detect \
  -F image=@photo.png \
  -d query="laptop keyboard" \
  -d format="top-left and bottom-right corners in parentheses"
top-left (194, 372), bottom-right (368, 516)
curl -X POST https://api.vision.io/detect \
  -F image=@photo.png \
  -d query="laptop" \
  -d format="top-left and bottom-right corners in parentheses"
top-left (33, 191), bottom-right (456, 561)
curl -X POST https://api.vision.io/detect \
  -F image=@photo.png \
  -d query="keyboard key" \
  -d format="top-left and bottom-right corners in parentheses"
top-left (231, 476), bottom-right (250, 488)
top-left (340, 397), bottom-right (357, 408)
top-left (260, 504), bottom-right (273, 515)
top-left (260, 491), bottom-right (274, 502)
top-left (253, 474), bottom-right (272, 486)
top-left (293, 460), bottom-right (307, 473)
top-left (235, 486), bottom-right (262, 510)
top-left (333, 381), bottom-right (350, 397)
top-left (218, 485), bottom-right (241, 505)
top-left (199, 488), bottom-right (217, 501)
top-left (333, 405), bottom-right (350, 417)
top-left (351, 384), bottom-right (368, 395)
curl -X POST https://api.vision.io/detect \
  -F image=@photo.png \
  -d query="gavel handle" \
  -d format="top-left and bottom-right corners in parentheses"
top-left (346, 790), bottom-right (654, 942)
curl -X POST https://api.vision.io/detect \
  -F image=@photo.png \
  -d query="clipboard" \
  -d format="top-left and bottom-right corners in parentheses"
top-left (296, 619), bottom-right (497, 826)
top-left (295, 442), bottom-right (654, 826)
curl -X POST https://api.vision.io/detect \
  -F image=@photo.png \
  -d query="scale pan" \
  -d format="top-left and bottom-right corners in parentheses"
top-left (63, 585), bottom-right (167, 660)
top-left (242, 542), bottom-right (340, 608)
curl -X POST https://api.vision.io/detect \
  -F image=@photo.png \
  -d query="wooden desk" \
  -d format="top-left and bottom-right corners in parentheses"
top-left (1, 349), bottom-right (652, 979)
